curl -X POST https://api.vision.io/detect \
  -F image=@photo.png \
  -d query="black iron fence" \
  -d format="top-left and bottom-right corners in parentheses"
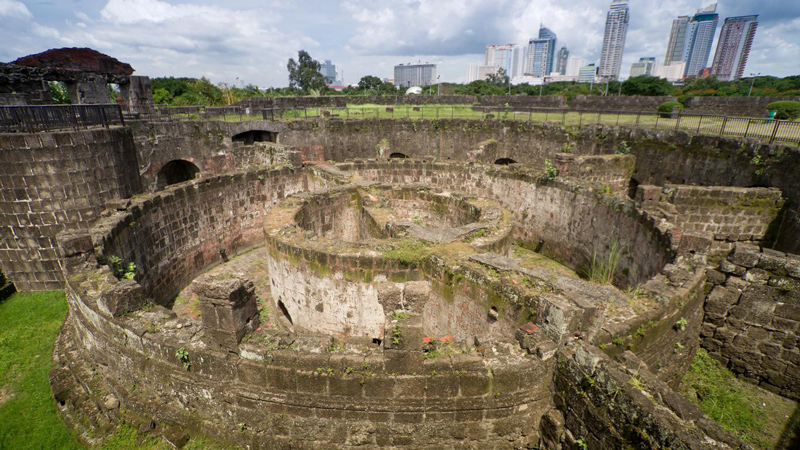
top-left (0, 104), bottom-right (125, 133)
top-left (261, 105), bottom-right (800, 147)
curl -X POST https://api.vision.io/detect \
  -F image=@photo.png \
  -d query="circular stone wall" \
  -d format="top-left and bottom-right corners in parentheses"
top-left (55, 159), bottom-right (676, 448)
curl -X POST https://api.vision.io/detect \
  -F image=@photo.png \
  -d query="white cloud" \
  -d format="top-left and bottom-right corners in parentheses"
top-left (0, 0), bottom-right (31, 19)
top-left (0, 0), bottom-right (797, 86)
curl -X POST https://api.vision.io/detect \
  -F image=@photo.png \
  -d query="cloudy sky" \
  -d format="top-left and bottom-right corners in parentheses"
top-left (1, 0), bottom-right (798, 87)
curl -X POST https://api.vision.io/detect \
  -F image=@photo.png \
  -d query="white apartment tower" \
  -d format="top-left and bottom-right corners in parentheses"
top-left (598, 0), bottom-right (630, 79)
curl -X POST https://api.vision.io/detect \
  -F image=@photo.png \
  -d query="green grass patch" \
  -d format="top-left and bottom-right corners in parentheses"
top-left (383, 239), bottom-right (431, 264)
top-left (679, 349), bottom-right (798, 449)
top-left (0, 291), bottom-right (81, 449)
top-left (0, 291), bottom-right (237, 449)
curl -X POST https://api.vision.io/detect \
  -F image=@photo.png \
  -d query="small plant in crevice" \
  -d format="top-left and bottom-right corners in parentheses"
top-left (615, 140), bottom-right (631, 154)
top-left (543, 159), bottom-right (558, 181)
top-left (109, 255), bottom-right (136, 280)
top-left (392, 326), bottom-right (402, 346)
top-left (391, 310), bottom-right (409, 321)
top-left (237, 423), bottom-right (247, 431)
top-left (674, 317), bottom-right (688, 331)
top-left (576, 437), bottom-right (589, 450)
top-left (175, 347), bottom-right (190, 371)
top-left (561, 142), bottom-right (573, 153)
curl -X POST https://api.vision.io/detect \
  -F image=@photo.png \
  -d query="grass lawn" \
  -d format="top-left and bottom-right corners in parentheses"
top-left (0, 290), bottom-right (82, 450)
top-left (680, 349), bottom-right (800, 449)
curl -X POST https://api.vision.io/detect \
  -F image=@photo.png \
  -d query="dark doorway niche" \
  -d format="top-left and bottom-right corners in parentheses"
top-left (232, 130), bottom-right (277, 145)
top-left (156, 160), bottom-right (200, 189)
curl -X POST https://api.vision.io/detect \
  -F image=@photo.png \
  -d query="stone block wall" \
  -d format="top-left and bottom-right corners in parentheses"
top-left (92, 166), bottom-right (314, 305)
top-left (551, 346), bottom-right (744, 449)
top-left (339, 160), bottom-right (673, 288)
top-left (593, 263), bottom-right (707, 386)
top-left (701, 244), bottom-right (800, 400)
top-left (569, 95), bottom-right (676, 112)
top-left (278, 119), bottom-right (572, 169)
top-left (480, 95), bottom-right (566, 108)
top-left (683, 96), bottom-right (800, 118)
top-left (553, 153), bottom-right (634, 195)
top-left (0, 128), bottom-right (141, 290)
top-left (641, 184), bottom-right (783, 258)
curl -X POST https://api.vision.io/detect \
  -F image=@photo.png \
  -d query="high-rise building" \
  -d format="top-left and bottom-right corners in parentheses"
top-left (394, 62), bottom-right (437, 87)
top-left (578, 64), bottom-right (598, 83)
top-left (682, 4), bottom-right (719, 77)
top-left (485, 44), bottom-right (524, 78)
top-left (565, 56), bottom-right (587, 77)
top-left (656, 62), bottom-right (687, 82)
top-left (598, 0), bottom-right (629, 79)
top-left (664, 16), bottom-right (690, 64)
top-left (555, 46), bottom-right (569, 75)
top-left (630, 57), bottom-right (657, 77)
top-left (319, 60), bottom-right (338, 85)
top-left (710, 15), bottom-right (758, 81)
top-left (525, 25), bottom-right (557, 77)
top-left (466, 65), bottom-right (500, 83)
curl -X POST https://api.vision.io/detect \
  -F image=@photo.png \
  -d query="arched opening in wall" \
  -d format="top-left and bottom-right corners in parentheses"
top-left (156, 160), bottom-right (200, 189)
top-left (495, 158), bottom-right (517, 165)
top-left (232, 130), bottom-right (277, 145)
top-left (389, 152), bottom-right (408, 159)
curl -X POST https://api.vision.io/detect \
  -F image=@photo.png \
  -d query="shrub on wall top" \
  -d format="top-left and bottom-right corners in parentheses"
top-left (766, 101), bottom-right (800, 120)
top-left (658, 101), bottom-right (684, 114)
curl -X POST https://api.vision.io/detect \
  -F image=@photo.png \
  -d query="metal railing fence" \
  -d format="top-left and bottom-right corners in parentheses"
top-left (260, 105), bottom-right (800, 146)
top-left (0, 104), bottom-right (124, 133)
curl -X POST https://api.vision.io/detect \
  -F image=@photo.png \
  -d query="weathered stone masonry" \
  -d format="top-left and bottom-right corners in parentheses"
top-left (702, 244), bottom-right (800, 400)
top-left (0, 128), bottom-right (141, 290)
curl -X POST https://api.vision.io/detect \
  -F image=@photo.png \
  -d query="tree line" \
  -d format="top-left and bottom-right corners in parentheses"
top-left (142, 50), bottom-right (799, 107)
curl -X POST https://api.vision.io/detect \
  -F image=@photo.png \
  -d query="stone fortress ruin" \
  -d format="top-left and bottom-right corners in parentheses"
top-left (1, 49), bottom-right (799, 449)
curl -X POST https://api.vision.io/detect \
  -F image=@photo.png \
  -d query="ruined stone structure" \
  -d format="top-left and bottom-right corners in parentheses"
top-left (1, 48), bottom-right (153, 110)
top-left (1, 93), bottom-right (799, 448)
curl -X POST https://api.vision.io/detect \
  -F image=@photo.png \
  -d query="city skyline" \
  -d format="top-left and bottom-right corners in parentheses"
top-left (0, 0), bottom-right (797, 87)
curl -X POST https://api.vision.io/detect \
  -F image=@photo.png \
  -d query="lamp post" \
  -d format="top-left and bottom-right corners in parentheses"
top-left (748, 72), bottom-right (760, 97)
top-left (437, 75), bottom-right (441, 96)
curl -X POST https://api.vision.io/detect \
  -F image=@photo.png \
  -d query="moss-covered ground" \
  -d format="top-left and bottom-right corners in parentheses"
top-left (0, 291), bottom-right (233, 450)
top-left (679, 349), bottom-right (800, 449)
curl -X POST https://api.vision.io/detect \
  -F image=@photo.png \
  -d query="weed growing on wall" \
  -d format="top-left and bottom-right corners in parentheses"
top-left (543, 159), bottom-right (558, 181)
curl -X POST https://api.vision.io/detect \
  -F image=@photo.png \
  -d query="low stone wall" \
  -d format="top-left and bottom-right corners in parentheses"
top-left (637, 184), bottom-right (784, 258)
top-left (480, 95), bottom-right (566, 108)
top-left (550, 345), bottom-right (744, 449)
top-left (91, 166), bottom-right (318, 306)
top-left (684, 96), bottom-right (800, 118)
top-left (569, 95), bottom-right (675, 112)
top-left (238, 95), bottom-right (477, 111)
top-left (592, 260), bottom-right (707, 386)
top-left (0, 128), bottom-right (141, 291)
top-left (553, 153), bottom-right (634, 195)
top-left (701, 244), bottom-right (800, 400)
top-left (57, 268), bottom-right (551, 448)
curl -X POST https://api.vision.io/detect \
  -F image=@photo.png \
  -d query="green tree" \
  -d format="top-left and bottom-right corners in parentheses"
top-left (486, 68), bottom-right (510, 87)
top-left (287, 50), bottom-right (328, 94)
top-left (152, 88), bottom-right (173, 105)
top-left (621, 75), bottom-right (675, 96)
top-left (48, 81), bottom-right (70, 104)
top-left (357, 75), bottom-right (383, 91)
